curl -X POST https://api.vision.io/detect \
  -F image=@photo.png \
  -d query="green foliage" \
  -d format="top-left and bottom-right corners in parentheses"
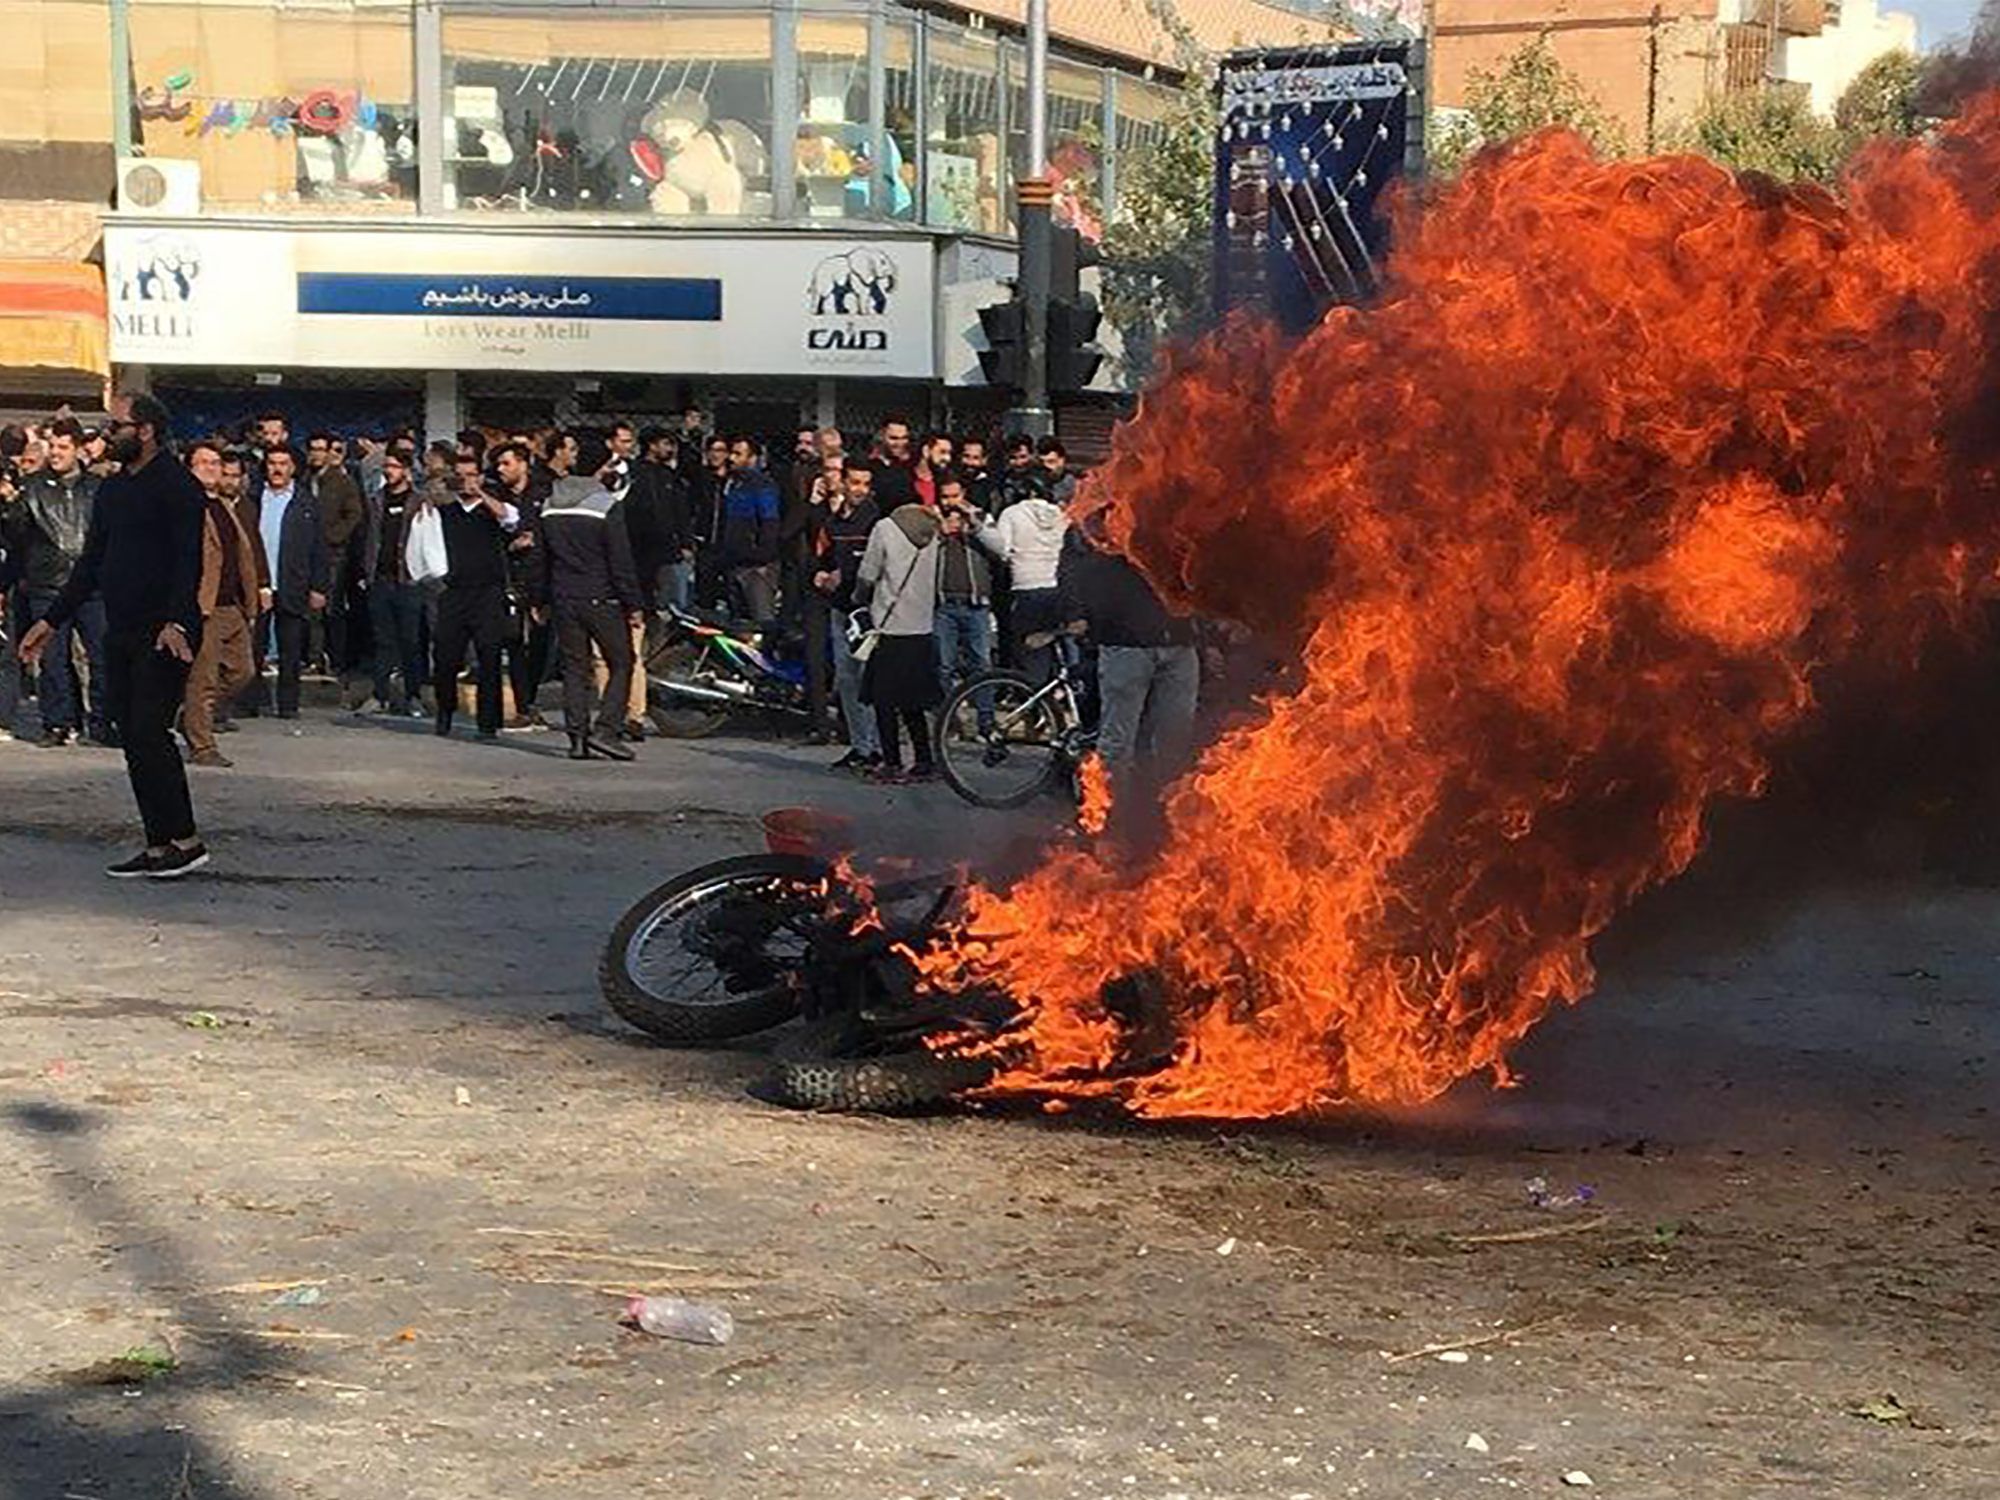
top-left (1683, 85), bottom-right (1846, 183)
top-left (1430, 33), bottom-right (1624, 177)
top-left (1834, 50), bottom-right (1924, 142)
top-left (1095, 66), bottom-right (1218, 385)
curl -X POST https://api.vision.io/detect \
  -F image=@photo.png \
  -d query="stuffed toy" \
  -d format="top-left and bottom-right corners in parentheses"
top-left (637, 92), bottom-right (767, 215)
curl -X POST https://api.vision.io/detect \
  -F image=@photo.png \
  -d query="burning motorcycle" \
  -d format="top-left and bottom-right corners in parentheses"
top-left (599, 853), bottom-right (1010, 1110)
top-left (642, 607), bottom-right (813, 739)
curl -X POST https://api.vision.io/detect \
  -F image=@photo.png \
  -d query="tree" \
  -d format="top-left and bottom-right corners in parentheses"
top-left (1429, 32), bottom-right (1624, 177)
top-left (1683, 85), bottom-right (1846, 183)
top-left (1093, 66), bottom-right (1217, 385)
top-left (1834, 50), bottom-right (1923, 143)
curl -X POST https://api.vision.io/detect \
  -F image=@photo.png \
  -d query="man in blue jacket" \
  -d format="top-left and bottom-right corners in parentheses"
top-left (719, 437), bottom-right (780, 625)
top-left (18, 395), bottom-right (211, 878)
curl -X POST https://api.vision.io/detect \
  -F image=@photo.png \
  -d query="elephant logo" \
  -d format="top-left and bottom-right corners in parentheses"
top-left (806, 248), bottom-right (898, 318)
top-left (114, 237), bottom-right (202, 306)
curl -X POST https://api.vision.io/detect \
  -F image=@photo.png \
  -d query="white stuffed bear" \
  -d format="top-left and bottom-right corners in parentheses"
top-left (642, 93), bottom-right (767, 216)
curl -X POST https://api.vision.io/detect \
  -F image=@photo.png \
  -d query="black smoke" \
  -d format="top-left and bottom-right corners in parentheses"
top-left (1918, 1), bottom-right (2000, 117)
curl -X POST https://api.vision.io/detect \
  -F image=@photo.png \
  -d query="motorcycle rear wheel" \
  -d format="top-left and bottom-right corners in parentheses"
top-left (645, 640), bottom-right (734, 739)
top-left (766, 1015), bottom-right (995, 1113)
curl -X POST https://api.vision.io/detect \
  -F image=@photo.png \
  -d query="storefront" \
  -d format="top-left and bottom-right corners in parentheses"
top-left (104, 217), bottom-right (960, 432)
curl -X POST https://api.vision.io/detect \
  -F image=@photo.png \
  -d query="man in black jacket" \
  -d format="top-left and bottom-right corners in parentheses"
top-left (18, 395), bottom-right (210, 878)
top-left (1057, 522), bottom-right (1200, 792)
top-left (623, 428), bottom-right (691, 612)
top-left (533, 442), bottom-right (644, 760)
top-left (434, 453), bottom-right (521, 740)
top-left (807, 459), bottom-right (882, 771)
top-left (1, 418), bottom-right (105, 745)
top-left (249, 447), bottom-right (330, 719)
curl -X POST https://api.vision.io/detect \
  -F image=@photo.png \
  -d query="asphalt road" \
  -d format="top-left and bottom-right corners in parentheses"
top-left (0, 711), bottom-right (1994, 1498)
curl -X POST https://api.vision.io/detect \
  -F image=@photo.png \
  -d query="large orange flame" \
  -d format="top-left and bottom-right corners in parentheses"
top-left (922, 103), bottom-right (2000, 1119)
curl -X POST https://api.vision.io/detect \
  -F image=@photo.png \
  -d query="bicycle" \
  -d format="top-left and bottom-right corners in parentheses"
top-left (934, 627), bottom-right (1096, 809)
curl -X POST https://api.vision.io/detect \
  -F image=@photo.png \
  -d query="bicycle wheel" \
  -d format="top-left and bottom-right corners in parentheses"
top-left (936, 670), bottom-right (1066, 808)
top-left (600, 853), bottom-right (831, 1044)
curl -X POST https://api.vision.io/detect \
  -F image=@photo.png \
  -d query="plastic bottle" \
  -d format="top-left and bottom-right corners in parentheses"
top-left (622, 1295), bottom-right (734, 1346)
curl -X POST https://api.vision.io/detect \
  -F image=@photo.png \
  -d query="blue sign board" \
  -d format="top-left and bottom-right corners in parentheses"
top-left (297, 273), bottom-right (723, 321)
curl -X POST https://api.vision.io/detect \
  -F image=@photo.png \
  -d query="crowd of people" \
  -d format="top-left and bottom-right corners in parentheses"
top-left (0, 394), bottom-right (1206, 873)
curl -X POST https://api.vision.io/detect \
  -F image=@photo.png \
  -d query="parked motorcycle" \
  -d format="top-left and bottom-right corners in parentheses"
top-left (643, 607), bottom-right (812, 739)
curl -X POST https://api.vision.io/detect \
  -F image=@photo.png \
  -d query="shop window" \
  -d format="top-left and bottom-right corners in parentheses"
top-left (441, 9), bottom-right (774, 217)
top-left (923, 22), bottom-right (1003, 235)
top-left (1043, 58), bottom-right (1106, 242)
top-left (127, 0), bottom-right (418, 211)
top-left (1000, 47), bottom-right (1106, 239)
top-left (791, 16), bottom-right (918, 222)
top-left (883, 19), bottom-right (918, 222)
top-left (1112, 75), bottom-right (1178, 223)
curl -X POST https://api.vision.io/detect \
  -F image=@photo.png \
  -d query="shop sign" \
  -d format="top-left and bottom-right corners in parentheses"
top-left (104, 223), bottom-right (935, 378)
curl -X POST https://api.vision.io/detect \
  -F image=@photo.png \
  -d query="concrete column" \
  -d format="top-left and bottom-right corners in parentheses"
top-left (772, 4), bottom-right (799, 220)
top-left (415, 0), bottom-right (446, 215)
top-left (424, 369), bottom-right (459, 443)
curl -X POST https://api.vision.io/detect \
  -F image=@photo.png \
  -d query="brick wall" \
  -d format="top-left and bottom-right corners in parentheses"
top-left (1432, 1), bottom-right (1727, 150)
top-left (0, 199), bottom-right (102, 262)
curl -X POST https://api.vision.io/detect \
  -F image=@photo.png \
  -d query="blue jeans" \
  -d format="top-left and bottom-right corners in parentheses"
top-left (934, 601), bottom-right (995, 731)
top-left (657, 560), bottom-right (693, 613)
top-left (28, 590), bottom-right (108, 736)
top-left (369, 579), bottom-right (429, 711)
top-left (827, 612), bottom-right (880, 756)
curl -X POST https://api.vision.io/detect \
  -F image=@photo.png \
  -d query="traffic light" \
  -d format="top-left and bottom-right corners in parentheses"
top-left (977, 295), bottom-right (1026, 389)
top-left (1046, 224), bottom-right (1105, 392)
top-left (1046, 294), bottom-right (1103, 392)
top-left (1049, 223), bottom-right (1104, 304)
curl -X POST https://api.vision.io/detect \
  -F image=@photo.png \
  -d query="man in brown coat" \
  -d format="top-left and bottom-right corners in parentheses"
top-left (305, 431), bottom-right (364, 679)
top-left (181, 441), bottom-right (269, 767)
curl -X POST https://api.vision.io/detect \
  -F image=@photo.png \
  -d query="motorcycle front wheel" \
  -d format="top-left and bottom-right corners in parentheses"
top-left (600, 853), bottom-right (833, 1044)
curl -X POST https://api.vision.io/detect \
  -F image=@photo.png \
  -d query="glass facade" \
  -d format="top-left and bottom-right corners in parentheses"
top-left (128, 0), bottom-right (418, 211)
top-left (111, 0), bottom-right (1168, 238)
top-left (441, 10), bottom-right (773, 215)
top-left (923, 21), bottom-right (1004, 235)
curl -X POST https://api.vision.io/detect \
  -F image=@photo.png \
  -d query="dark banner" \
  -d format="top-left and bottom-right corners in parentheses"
top-left (1214, 41), bottom-right (1423, 334)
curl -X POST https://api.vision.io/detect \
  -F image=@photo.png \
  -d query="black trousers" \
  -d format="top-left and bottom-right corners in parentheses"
top-left (802, 594), bottom-right (834, 728)
top-left (506, 602), bottom-right (552, 716)
top-left (274, 609), bottom-right (311, 715)
top-left (105, 626), bottom-right (197, 847)
top-left (433, 582), bottom-right (507, 734)
top-left (555, 599), bottom-right (631, 738)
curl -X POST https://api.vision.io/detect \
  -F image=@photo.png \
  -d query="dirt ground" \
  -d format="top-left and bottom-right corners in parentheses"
top-left (1, 712), bottom-right (1995, 1499)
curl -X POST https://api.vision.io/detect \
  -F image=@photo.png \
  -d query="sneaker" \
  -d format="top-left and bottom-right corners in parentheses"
top-left (38, 728), bottom-right (73, 748)
top-left (620, 720), bottom-right (648, 744)
top-left (501, 715), bottom-right (535, 734)
top-left (106, 850), bottom-right (158, 879)
top-left (906, 762), bottom-right (940, 783)
top-left (216, 718), bottom-right (239, 734)
top-left (829, 749), bottom-right (867, 771)
top-left (190, 749), bottom-right (233, 768)
top-left (474, 728), bottom-right (500, 743)
top-left (149, 842), bottom-right (210, 879)
top-left (864, 762), bottom-right (909, 785)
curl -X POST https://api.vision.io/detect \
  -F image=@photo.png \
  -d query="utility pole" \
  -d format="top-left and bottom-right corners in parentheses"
top-left (1009, 0), bottom-right (1055, 440)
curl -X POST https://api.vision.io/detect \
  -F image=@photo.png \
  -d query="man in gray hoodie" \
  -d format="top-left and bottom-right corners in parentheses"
top-left (854, 499), bottom-right (941, 782)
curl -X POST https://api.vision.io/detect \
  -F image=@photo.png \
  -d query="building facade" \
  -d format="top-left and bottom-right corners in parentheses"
top-left (0, 0), bottom-right (1335, 437)
top-left (1429, 0), bottom-right (1916, 152)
